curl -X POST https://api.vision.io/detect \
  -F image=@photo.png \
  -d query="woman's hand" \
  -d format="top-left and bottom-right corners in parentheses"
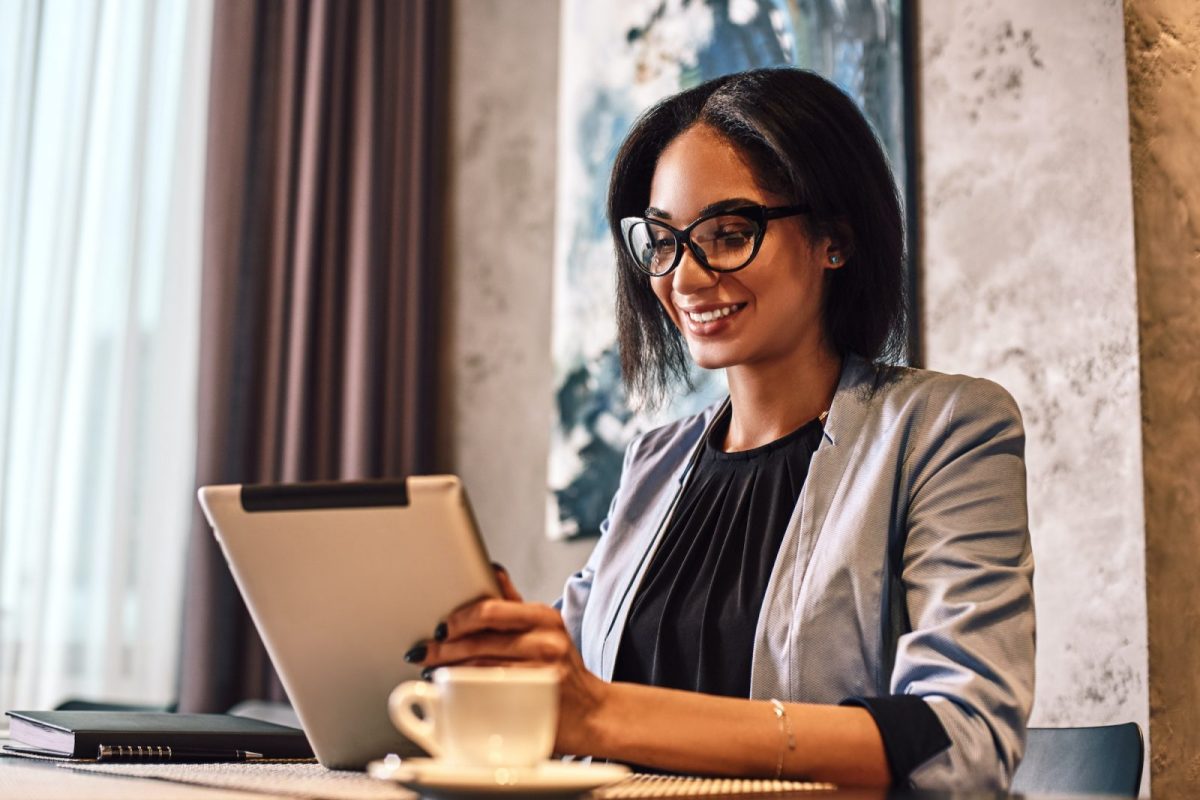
top-left (405, 566), bottom-right (610, 756)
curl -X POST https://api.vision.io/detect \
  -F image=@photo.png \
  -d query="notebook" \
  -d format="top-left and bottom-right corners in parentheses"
top-left (3, 710), bottom-right (314, 762)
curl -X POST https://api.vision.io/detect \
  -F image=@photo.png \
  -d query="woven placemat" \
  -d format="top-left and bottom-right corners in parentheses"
top-left (61, 760), bottom-right (837, 799)
top-left (63, 762), bottom-right (413, 799)
top-left (597, 774), bottom-right (837, 797)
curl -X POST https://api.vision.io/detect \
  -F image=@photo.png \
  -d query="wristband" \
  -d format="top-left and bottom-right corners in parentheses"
top-left (769, 699), bottom-right (796, 779)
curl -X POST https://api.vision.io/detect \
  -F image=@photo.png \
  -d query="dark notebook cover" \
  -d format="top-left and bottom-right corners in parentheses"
top-left (4, 711), bottom-right (314, 761)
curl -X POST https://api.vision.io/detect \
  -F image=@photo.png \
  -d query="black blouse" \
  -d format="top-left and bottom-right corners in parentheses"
top-left (613, 408), bottom-right (822, 697)
top-left (612, 406), bottom-right (951, 783)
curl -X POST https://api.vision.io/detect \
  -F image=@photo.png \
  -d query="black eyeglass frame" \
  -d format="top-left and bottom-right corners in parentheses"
top-left (619, 204), bottom-right (810, 277)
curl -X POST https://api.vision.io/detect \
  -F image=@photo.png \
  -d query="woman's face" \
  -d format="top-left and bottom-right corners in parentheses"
top-left (647, 124), bottom-right (841, 373)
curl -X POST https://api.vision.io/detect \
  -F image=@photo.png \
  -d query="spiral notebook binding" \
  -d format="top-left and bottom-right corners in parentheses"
top-left (98, 745), bottom-right (171, 761)
top-left (94, 744), bottom-right (267, 762)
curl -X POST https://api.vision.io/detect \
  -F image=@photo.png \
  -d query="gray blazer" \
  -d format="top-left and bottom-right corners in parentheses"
top-left (559, 355), bottom-right (1035, 790)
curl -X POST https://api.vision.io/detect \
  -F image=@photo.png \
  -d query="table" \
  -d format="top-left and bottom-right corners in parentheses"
top-left (0, 745), bottom-right (1119, 800)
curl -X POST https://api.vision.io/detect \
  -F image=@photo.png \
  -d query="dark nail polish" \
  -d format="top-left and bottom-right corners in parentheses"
top-left (434, 622), bottom-right (448, 642)
top-left (491, 561), bottom-right (507, 573)
top-left (404, 644), bottom-right (427, 663)
top-left (420, 667), bottom-right (433, 681)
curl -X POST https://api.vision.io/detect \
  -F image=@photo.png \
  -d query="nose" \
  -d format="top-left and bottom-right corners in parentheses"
top-left (671, 246), bottom-right (718, 295)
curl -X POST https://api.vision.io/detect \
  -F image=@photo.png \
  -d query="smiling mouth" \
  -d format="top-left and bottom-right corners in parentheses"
top-left (684, 303), bottom-right (746, 324)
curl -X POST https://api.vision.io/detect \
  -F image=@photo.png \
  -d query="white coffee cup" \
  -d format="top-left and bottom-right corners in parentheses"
top-left (388, 666), bottom-right (560, 767)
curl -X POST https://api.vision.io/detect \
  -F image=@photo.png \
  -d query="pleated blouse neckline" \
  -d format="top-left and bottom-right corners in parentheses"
top-left (612, 405), bottom-right (825, 699)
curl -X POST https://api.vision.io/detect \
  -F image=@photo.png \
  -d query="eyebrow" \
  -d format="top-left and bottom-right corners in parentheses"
top-left (644, 197), bottom-right (761, 221)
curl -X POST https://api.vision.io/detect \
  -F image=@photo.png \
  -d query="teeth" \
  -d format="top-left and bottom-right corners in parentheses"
top-left (687, 305), bottom-right (741, 323)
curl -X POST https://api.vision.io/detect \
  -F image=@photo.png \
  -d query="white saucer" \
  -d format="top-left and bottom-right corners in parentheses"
top-left (367, 756), bottom-right (630, 799)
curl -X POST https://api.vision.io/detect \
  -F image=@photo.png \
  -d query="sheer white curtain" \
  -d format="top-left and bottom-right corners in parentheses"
top-left (0, 0), bottom-right (213, 710)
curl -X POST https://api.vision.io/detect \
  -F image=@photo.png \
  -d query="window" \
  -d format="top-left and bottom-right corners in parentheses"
top-left (0, 0), bottom-right (213, 709)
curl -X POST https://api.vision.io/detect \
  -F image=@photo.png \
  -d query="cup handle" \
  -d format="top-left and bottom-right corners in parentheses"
top-left (388, 680), bottom-right (443, 758)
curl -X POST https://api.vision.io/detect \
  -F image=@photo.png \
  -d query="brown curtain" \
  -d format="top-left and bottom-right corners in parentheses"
top-left (177, 0), bottom-right (446, 713)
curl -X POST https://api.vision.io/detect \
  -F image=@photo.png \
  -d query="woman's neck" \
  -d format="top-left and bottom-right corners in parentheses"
top-left (722, 343), bottom-right (842, 452)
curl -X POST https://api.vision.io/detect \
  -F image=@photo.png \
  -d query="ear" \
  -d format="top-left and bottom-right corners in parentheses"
top-left (822, 220), bottom-right (854, 270)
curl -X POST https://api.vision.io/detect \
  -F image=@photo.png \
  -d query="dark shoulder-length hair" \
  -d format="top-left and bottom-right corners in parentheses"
top-left (608, 67), bottom-right (906, 407)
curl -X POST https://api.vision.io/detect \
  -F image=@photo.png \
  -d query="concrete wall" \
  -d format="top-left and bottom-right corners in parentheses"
top-left (1124, 1), bottom-right (1200, 794)
top-left (918, 0), bottom-right (1149, 751)
top-left (438, 0), bottom-right (592, 602)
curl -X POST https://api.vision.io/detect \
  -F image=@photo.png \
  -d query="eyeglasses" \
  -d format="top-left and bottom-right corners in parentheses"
top-left (619, 204), bottom-right (809, 277)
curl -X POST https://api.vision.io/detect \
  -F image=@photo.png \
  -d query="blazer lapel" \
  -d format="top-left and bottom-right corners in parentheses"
top-left (598, 398), bottom-right (730, 680)
top-left (750, 356), bottom-right (877, 699)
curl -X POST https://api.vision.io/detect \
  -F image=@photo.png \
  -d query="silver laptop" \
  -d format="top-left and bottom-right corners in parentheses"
top-left (198, 476), bottom-right (498, 769)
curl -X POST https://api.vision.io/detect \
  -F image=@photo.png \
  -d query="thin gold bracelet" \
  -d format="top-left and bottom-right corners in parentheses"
top-left (769, 698), bottom-right (797, 779)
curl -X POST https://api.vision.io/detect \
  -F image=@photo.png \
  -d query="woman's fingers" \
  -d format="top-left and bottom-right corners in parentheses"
top-left (422, 656), bottom-right (523, 677)
top-left (441, 599), bottom-right (561, 642)
top-left (418, 629), bottom-right (574, 668)
top-left (409, 591), bottom-right (568, 672)
top-left (493, 563), bottom-right (523, 602)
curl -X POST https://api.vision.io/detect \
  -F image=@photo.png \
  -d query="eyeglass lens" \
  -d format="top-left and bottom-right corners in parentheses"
top-left (627, 215), bottom-right (760, 274)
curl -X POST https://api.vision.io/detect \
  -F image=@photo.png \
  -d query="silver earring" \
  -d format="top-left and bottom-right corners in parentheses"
top-left (830, 255), bottom-right (841, 265)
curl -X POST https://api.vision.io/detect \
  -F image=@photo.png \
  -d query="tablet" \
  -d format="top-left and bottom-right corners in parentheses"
top-left (198, 476), bottom-right (499, 769)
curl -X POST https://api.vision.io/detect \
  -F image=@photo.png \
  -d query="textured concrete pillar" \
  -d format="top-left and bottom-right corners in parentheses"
top-left (439, 0), bottom-right (595, 601)
top-left (1124, 1), bottom-right (1200, 794)
top-left (919, 0), bottom-right (1149, 761)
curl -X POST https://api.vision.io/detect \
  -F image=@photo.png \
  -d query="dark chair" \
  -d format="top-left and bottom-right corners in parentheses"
top-left (1011, 723), bottom-right (1144, 798)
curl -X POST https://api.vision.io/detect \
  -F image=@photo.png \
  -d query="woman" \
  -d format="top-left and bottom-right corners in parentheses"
top-left (406, 68), bottom-right (1034, 790)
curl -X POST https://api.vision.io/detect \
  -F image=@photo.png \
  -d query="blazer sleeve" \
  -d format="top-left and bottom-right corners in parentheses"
top-left (896, 377), bottom-right (1036, 790)
top-left (556, 433), bottom-right (640, 649)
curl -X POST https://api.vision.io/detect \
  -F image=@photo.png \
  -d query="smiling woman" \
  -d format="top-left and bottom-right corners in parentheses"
top-left (409, 68), bottom-right (1034, 792)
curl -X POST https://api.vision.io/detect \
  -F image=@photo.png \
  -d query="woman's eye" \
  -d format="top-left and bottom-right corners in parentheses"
top-left (714, 228), bottom-right (752, 245)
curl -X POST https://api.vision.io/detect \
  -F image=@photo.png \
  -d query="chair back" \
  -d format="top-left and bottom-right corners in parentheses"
top-left (1011, 723), bottom-right (1144, 798)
